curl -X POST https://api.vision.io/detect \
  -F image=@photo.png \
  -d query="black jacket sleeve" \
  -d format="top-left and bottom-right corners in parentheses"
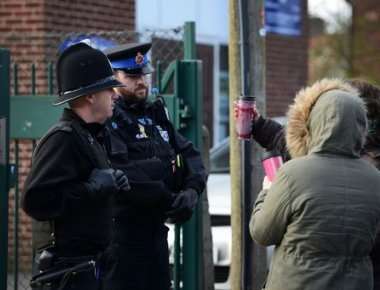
top-left (22, 131), bottom-right (91, 221)
top-left (252, 116), bottom-right (291, 162)
top-left (172, 130), bottom-right (207, 195)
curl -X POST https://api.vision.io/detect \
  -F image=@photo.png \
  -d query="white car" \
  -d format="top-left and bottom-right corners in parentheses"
top-left (206, 124), bottom-right (287, 289)
top-left (207, 137), bottom-right (231, 290)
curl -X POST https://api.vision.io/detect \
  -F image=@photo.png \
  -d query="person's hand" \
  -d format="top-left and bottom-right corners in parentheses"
top-left (114, 169), bottom-right (131, 192)
top-left (262, 176), bottom-right (272, 190)
top-left (85, 168), bottom-right (120, 199)
top-left (166, 188), bottom-right (198, 224)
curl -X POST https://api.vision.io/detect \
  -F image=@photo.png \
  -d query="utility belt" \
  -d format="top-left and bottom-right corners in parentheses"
top-left (30, 249), bottom-right (99, 290)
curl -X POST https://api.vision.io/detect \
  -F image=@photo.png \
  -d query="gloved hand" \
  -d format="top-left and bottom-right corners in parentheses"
top-left (114, 169), bottom-right (131, 192)
top-left (166, 188), bottom-right (199, 224)
top-left (85, 168), bottom-right (119, 199)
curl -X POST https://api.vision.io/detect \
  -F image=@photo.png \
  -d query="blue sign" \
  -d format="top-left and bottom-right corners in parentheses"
top-left (265, 0), bottom-right (301, 36)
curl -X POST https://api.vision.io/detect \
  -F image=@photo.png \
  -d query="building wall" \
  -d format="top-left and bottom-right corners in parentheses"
top-left (0, 0), bottom-right (135, 34)
top-left (352, 0), bottom-right (380, 83)
top-left (197, 44), bottom-right (214, 144)
top-left (266, 0), bottom-right (309, 117)
top-left (0, 0), bottom-right (135, 95)
top-left (0, 0), bottom-right (135, 272)
top-left (44, 1), bottom-right (135, 32)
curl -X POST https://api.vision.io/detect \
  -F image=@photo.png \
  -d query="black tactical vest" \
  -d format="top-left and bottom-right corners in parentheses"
top-left (32, 116), bottom-right (111, 254)
top-left (107, 99), bottom-right (177, 190)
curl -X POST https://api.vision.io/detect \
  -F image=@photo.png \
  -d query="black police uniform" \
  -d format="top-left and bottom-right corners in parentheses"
top-left (104, 97), bottom-right (206, 290)
top-left (22, 43), bottom-right (127, 290)
top-left (23, 109), bottom-right (113, 289)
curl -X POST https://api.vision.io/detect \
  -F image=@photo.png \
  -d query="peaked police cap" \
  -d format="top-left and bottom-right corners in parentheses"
top-left (54, 42), bottom-right (125, 106)
top-left (104, 42), bottom-right (153, 75)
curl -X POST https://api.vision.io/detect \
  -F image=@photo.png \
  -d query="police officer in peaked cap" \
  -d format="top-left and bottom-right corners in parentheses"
top-left (102, 43), bottom-right (207, 290)
top-left (22, 43), bottom-right (130, 290)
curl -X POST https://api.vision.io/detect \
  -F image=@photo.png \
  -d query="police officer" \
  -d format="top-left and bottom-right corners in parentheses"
top-left (103, 43), bottom-right (207, 290)
top-left (22, 43), bottom-right (130, 290)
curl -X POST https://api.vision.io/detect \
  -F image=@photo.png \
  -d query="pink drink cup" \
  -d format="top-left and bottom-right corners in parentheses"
top-left (235, 97), bottom-right (256, 140)
top-left (262, 151), bottom-right (283, 182)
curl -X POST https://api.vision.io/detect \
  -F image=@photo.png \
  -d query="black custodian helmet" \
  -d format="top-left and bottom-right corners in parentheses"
top-left (54, 42), bottom-right (125, 106)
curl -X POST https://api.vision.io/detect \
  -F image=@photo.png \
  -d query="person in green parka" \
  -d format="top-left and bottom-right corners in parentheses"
top-left (249, 78), bottom-right (380, 290)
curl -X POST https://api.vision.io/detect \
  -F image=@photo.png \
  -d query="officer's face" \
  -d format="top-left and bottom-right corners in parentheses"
top-left (91, 88), bottom-right (119, 123)
top-left (114, 70), bottom-right (149, 102)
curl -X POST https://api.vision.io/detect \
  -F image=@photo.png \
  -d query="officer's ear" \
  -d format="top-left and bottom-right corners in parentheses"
top-left (85, 94), bottom-right (96, 105)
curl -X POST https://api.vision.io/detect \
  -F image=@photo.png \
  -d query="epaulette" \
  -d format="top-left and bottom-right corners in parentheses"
top-left (150, 96), bottom-right (170, 122)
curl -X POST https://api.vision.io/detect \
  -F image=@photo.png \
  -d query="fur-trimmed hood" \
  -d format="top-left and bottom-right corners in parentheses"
top-left (286, 79), bottom-right (367, 158)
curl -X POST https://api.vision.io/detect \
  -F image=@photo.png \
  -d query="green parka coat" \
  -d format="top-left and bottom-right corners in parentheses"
top-left (250, 79), bottom-right (380, 290)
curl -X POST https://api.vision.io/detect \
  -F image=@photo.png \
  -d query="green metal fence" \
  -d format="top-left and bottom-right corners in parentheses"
top-left (1, 22), bottom-right (204, 290)
top-left (0, 48), bottom-right (11, 290)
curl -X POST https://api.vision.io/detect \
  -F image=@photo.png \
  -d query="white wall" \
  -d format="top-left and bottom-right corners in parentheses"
top-left (136, 0), bottom-right (228, 44)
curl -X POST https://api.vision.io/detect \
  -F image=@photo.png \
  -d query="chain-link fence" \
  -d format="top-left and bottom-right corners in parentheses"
top-left (3, 27), bottom-right (185, 290)
top-left (2, 27), bottom-right (184, 96)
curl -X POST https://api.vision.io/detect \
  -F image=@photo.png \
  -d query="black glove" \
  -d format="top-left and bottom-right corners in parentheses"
top-left (166, 188), bottom-right (199, 224)
top-left (114, 169), bottom-right (131, 192)
top-left (85, 168), bottom-right (119, 199)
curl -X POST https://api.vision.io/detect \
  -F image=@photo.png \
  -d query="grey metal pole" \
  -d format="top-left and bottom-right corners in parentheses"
top-left (247, 1), bottom-right (268, 290)
top-left (238, 0), bottom-right (254, 289)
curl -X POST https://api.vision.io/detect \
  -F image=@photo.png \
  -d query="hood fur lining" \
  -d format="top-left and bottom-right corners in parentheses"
top-left (286, 79), bottom-right (359, 158)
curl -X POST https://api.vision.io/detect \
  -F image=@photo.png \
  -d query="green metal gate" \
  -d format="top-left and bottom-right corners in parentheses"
top-left (0, 48), bottom-right (11, 290)
top-left (0, 22), bottom-right (204, 290)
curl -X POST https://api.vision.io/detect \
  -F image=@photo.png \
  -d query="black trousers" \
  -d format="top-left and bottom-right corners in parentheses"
top-left (104, 219), bottom-right (170, 290)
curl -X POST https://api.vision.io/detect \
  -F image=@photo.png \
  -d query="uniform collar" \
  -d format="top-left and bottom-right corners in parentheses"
top-left (61, 108), bottom-right (105, 136)
top-left (117, 97), bottom-right (148, 112)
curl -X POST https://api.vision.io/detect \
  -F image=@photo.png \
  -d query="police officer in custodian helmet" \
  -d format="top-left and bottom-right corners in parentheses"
top-left (22, 43), bottom-right (130, 290)
top-left (103, 43), bottom-right (207, 290)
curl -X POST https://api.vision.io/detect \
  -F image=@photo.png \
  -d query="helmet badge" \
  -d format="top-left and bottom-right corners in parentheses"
top-left (135, 52), bottom-right (144, 65)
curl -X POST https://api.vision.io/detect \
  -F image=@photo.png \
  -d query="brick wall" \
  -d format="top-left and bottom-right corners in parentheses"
top-left (0, 0), bottom-right (135, 95)
top-left (266, 0), bottom-right (309, 117)
top-left (0, 0), bottom-right (46, 95)
top-left (1, 0), bottom-right (136, 273)
top-left (0, 0), bottom-right (135, 34)
top-left (352, 0), bottom-right (380, 83)
top-left (0, 0), bottom-right (45, 33)
top-left (44, 1), bottom-right (135, 32)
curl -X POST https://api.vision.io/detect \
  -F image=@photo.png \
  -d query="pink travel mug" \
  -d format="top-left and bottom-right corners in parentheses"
top-left (262, 150), bottom-right (283, 182)
top-left (235, 96), bottom-right (256, 140)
